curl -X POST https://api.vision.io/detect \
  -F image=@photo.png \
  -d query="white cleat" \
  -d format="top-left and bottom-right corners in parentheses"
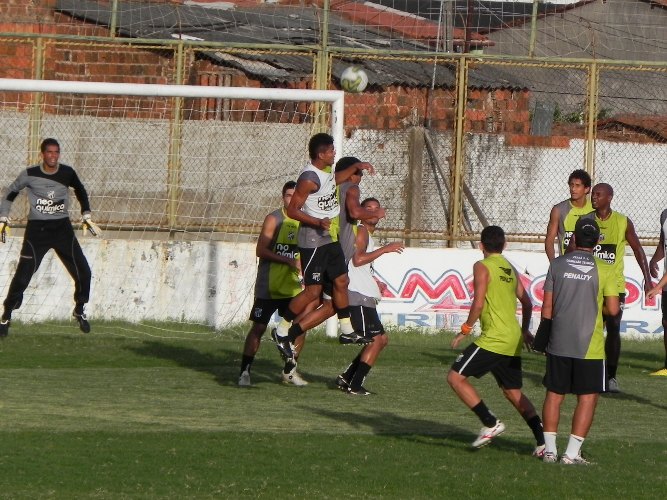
top-left (472, 420), bottom-right (506, 448)
top-left (561, 454), bottom-right (593, 465)
top-left (282, 367), bottom-right (308, 386)
top-left (238, 370), bottom-right (251, 387)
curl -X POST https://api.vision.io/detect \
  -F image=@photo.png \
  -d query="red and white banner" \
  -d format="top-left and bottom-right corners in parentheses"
top-left (373, 248), bottom-right (663, 338)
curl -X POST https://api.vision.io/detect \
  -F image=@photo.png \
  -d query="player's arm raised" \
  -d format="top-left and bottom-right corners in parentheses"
top-left (334, 161), bottom-right (375, 184)
top-left (345, 185), bottom-right (386, 221)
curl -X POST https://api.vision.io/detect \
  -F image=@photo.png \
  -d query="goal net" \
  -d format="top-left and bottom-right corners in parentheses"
top-left (0, 78), bottom-right (344, 335)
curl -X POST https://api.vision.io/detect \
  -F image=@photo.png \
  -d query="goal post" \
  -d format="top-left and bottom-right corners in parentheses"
top-left (0, 77), bottom-right (345, 333)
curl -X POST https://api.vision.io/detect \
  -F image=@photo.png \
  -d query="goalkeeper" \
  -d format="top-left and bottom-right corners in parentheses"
top-left (0, 138), bottom-right (101, 336)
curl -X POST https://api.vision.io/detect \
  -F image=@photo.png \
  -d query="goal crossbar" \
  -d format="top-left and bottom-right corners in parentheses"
top-left (0, 78), bottom-right (346, 154)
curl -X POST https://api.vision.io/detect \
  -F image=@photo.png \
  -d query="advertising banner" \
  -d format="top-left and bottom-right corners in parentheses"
top-left (373, 248), bottom-right (663, 338)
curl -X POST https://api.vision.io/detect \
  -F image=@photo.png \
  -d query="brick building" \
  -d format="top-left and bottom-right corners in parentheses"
top-left (0, 0), bottom-right (537, 137)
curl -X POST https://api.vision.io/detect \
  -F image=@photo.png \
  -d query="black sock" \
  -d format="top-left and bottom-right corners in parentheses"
top-left (336, 306), bottom-right (350, 319)
top-left (287, 323), bottom-right (303, 342)
top-left (283, 307), bottom-right (297, 322)
top-left (526, 415), bottom-right (545, 446)
top-left (240, 355), bottom-right (254, 375)
top-left (472, 401), bottom-right (497, 427)
top-left (283, 359), bottom-right (297, 375)
top-left (74, 303), bottom-right (85, 315)
top-left (1, 310), bottom-right (10, 322)
top-left (608, 364), bottom-right (618, 379)
top-left (350, 361), bottom-right (371, 390)
top-left (342, 354), bottom-right (362, 381)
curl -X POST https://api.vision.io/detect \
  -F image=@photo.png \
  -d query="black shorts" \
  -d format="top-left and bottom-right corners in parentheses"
top-left (350, 305), bottom-right (385, 338)
top-left (450, 344), bottom-right (522, 390)
top-left (543, 353), bottom-right (606, 395)
top-left (299, 242), bottom-right (348, 287)
top-left (248, 297), bottom-right (293, 325)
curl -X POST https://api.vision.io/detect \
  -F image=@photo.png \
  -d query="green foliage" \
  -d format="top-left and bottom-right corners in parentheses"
top-left (0, 324), bottom-right (665, 498)
top-left (553, 103), bottom-right (613, 123)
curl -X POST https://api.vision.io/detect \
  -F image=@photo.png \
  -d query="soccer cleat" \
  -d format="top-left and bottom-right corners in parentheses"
top-left (72, 311), bottom-right (91, 333)
top-left (338, 332), bottom-right (373, 345)
top-left (347, 386), bottom-right (371, 396)
top-left (471, 420), bottom-right (506, 448)
top-left (607, 377), bottom-right (620, 393)
top-left (282, 367), bottom-right (308, 386)
top-left (0, 319), bottom-right (9, 338)
top-left (561, 454), bottom-right (593, 465)
top-left (335, 374), bottom-right (350, 391)
top-left (270, 328), bottom-right (295, 362)
top-left (649, 368), bottom-right (667, 376)
top-left (542, 452), bottom-right (558, 464)
top-left (238, 370), bottom-right (251, 387)
top-left (532, 444), bottom-right (546, 459)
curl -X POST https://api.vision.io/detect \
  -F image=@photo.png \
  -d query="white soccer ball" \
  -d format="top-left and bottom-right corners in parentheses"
top-left (340, 66), bottom-right (369, 93)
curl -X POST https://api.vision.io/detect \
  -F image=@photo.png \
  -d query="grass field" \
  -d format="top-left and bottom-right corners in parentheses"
top-left (0, 323), bottom-right (665, 499)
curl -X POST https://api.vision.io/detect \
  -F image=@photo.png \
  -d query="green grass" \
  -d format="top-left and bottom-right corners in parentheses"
top-left (0, 324), bottom-right (665, 499)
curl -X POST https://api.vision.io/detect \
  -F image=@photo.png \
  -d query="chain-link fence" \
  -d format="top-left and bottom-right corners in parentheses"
top-left (1, 37), bottom-right (666, 246)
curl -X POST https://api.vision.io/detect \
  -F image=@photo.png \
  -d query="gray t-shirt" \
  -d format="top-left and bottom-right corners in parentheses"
top-left (337, 181), bottom-right (358, 264)
top-left (296, 168), bottom-right (337, 249)
top-left (543, 250), bottom-right (616, 359)
top-left (1, 164), bottom-right (91, 221)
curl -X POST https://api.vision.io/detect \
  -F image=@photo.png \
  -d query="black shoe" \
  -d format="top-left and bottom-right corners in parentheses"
top-left (0, 319), bottom-right (10, 338)
top-left (338, 332), bottom-right (373, 345)
top-left (335, 374), bottom-right (350, 391)
top-left (347, 386), bottom-right (372, 396)
top-left (271, 327), bottom-right (295, 362)
top-left (73, 311), bottom-right (91, 333)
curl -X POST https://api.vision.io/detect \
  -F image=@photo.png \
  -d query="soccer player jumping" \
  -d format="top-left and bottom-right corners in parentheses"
top-left (0, 138), bottom-right (100, 336)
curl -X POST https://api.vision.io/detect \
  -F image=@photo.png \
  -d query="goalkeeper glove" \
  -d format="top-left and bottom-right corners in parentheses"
top-left (81, 213), bottom-right (102, 237)
top-left (0, 216), bottom-right (9, 243)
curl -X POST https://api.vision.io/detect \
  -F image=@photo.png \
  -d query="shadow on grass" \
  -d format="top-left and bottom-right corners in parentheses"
top-left (126, 340), bottom-right (288, 386)
top-left (303, 405), bottom-right (536, 454)
top-left (601, 390), bottom-right (667, 412)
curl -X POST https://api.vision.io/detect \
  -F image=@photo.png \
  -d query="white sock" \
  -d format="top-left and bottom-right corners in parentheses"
top-left (339, 317), bottom-right (354, 335)
top-left (564, 434), bottom-right (585, 458)
top-left (544, 431), bottom-right (558, 455)
top-left (276, 318), bottom-right (290, 338)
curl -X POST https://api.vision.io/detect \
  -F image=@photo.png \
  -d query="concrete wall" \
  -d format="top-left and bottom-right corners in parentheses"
top-left (0, 237), bottom-right (258, 329)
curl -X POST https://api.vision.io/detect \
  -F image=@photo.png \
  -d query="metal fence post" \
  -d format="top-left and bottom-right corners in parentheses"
top-left (450, 56), bottom-right (469, 246)
top-left (28, 38), bottom-right (45, 164)
top-left (584, 61), bottom-right (599, 179)
top-left (167, 43), bottom-right (185, 231)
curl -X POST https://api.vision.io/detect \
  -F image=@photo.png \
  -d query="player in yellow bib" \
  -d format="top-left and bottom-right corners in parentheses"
top-left (580, 183), bottom-right (653, 393)
top-left (448, 226), bottom-right (545, 454)
top-left (545, 169), bottom-right (592, 261)
top-left (239, 181), bottom-right (311, 387)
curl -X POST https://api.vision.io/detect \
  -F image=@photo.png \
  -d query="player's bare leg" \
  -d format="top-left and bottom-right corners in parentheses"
top-left (502, 388), bottom-right (545, 456)
top-left (448, 370), bottom-right (505, 447)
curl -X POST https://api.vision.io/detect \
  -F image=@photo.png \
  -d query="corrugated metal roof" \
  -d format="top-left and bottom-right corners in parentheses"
top-left (55, 0), bottom-right (528, 89)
